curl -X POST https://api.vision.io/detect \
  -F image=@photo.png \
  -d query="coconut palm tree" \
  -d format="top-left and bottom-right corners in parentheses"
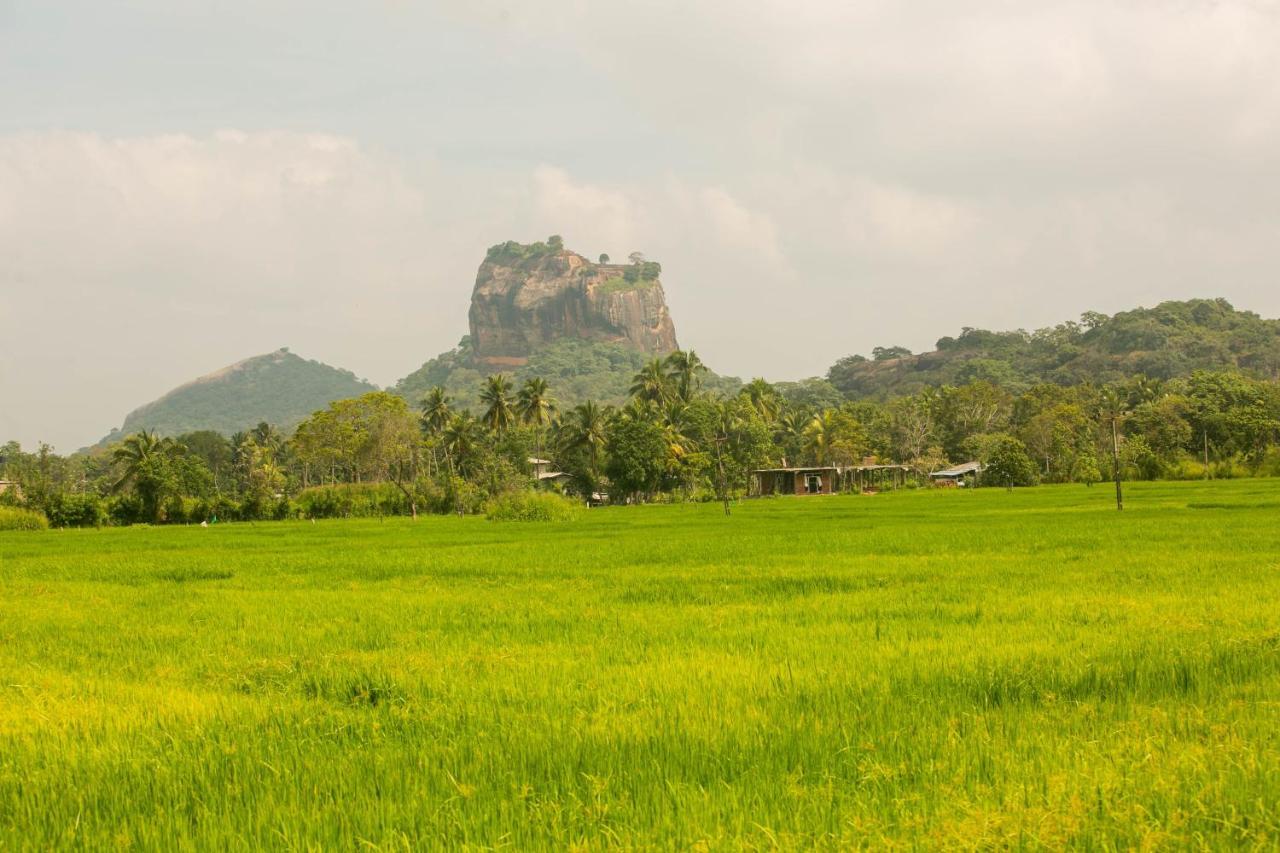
top-left (629, 358), bottom-right (671, 404)
top-left (556, 400), bottom-right (609, 493)
top-left (516, 377), bottom-right (557, 459)
top-left (441, 412), bottom-right (483, 476)
top-left (479, 374), bottom-right (515, 435)
top-left (664, 349), bottom-right (707, 402)
top-left (112, 430), bottom-right (186, 522)
top-left (803, 411), bottom-right (836, 466)
top-left (774, 409), bottom-right (810, 467)
top-left (742, 377), bottom-right (780, 422)
top-left (250, 421), bottom-right (283, 454)
top-left (420, 387), bottom-right (452, 434)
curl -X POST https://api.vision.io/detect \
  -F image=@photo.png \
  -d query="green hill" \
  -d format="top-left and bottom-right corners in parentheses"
top-left (827, 298), bottom-right (1280, 399)
top-left (395, 336), bottom-right (741, 411)
top-left (101, 349), bottom-right (375, 443)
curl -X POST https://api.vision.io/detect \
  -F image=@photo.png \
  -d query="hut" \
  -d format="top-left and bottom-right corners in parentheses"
top-left (529, 457), bottom-right (572, 489)
top-left (752, 467), bottom-right (840, 496)
top-left (0, 480), bottom-right (20, 500)
top-left (930, 462), bottom-right (983, 487)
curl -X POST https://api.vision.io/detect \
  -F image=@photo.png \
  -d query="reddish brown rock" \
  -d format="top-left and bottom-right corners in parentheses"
top-left (468, 244), bottom-right (679, 366)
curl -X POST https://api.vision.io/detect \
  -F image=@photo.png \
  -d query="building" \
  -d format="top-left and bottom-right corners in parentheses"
top-left (752, 467), bottom-right (840, 496)
top-left (930, 462), bottom-right (983, 486)
top-left (751, 463), bottom-right (917, 496)
top-left (0, 480), bottom-right (20, 500)
top-left (851, 464), bottom-right (913, 492)
top-left (529, 458), bottom-right (573, 489)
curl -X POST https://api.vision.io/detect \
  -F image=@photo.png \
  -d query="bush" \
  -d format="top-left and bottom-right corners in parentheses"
top-left (979, 434), bottom-right (1040, 487)
top-left (430, 476), bottom-right (486, 516)
top-left (1253, 447), bottom-right (1280, 478)
top-left (107, 494), bottom-right (145, 526)
top-left (295, 483), bottom-right (411, 519)
top-left (0, 506), bottom-right (49, 531)
top-left (164, 495), bottom-right (193, 524)
top-left (485, 491), bottom-right (582, 522)
top-left (44, 493), bottom-right (107, 528)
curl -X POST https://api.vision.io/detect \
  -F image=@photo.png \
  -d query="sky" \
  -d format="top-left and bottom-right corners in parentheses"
top-left (3, 1), bottom-right (1280, 451)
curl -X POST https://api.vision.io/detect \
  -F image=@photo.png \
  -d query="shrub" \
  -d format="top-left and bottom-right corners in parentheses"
top-left (44, 493), bottom-right (107, 528)
top-left (107, 494), bottom-right (145, 526)
top-left (0, 506), bottom-right (49, 531)
top-left (431, 476), bottom-right (486, 516)
top-left (485, 491), bottom-right (582, 522)
top-left (979, 434), bottom-right (1040, 487)
top-left (1072, 455), bottom-right (1102, 486)
top-left (1253, 447), bottom-right (1280, 478)
top-left (164, 495), bottom-right (192, 524)
top-left (295, 483), bottom-right (411, 519)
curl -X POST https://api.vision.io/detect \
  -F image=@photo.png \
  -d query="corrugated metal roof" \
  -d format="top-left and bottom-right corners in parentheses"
top-left (930, 462), bottom-right (982, 477)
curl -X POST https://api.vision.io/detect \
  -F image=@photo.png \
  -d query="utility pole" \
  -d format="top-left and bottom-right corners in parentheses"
top-left (1203, 429), bottom-right (1210, 480)
top-left (1111, 412), bottom-right (1123, 512)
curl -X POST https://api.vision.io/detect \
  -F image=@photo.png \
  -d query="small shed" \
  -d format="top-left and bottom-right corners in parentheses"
top-left (930, 462), bottom-right (983, 487)
top-left (535, 471), bottom-right (573, 488)
top-left (752, 467), bottom-right (840, 496)
top-left (529, 458), bottom-right (573, 490)
top-left (0, 480), bottom-right (20, 500)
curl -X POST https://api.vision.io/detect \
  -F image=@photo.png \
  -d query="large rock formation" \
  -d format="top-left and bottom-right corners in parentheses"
top-left (468, 241), bottom-right (679, 367)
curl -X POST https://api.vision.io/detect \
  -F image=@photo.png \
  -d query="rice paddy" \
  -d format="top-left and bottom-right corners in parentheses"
top-left (1, 480), bottom-right (1278, 848)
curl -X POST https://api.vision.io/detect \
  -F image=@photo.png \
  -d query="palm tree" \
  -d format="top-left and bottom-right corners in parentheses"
top-left (775, 410), bottom-right (810, 467)
top-left (630, 358), bottom-right (671, 404)
top-left (479, 374), bottom-right (515, 435)
top-left (251, 421), bottom-right (283, 454)
top-left (742, 377), bottom-right (780, 422)
top-left (515, 377), bottom-right (557, 459)
top-left (420, 387), bottom-right (452, 434)
top-left (112, 430), bottom-right (185, 522)
top-left (1099, 388), bottom-right (1129, 511)
top-left (708, 399), bottom-right (750, 515)
top-left (665, 349), bottom-right (707, 402)
top-left (654, 400), bottom-right (695, 494)
top-left (557, 400), bottom-right (609, 492)
top-left (803, 410), bottom-right (835, 466)
top-left (441, 413), bottom-right (483, 476)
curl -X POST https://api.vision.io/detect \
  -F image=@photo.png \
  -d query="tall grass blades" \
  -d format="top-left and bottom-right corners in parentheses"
top-left (1, 480), bottom-right (1279, 848)
top-left (0, 506), bottom-right (48, 531)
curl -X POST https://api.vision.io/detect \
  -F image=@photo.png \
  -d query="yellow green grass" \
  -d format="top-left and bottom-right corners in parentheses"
top-left (2, 481), bottom-right (1279, 848)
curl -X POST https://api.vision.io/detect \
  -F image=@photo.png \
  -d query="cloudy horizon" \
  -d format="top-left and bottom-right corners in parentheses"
top-left (4, 1), bottom-right (1280, 451)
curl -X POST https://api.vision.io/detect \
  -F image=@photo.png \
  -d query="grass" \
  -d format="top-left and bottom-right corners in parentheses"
top-left (1, 480), bottom-right (1278, 848)
top-left (596, 275), bottom-right (657, 295)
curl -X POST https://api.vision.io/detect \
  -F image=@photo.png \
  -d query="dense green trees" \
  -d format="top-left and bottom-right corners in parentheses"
top-left (9, 327), bottom-right (1280, 527)
top-left (828, 299), bottom-right (1280, 399)
top-left (111, 431), bottom-right (189, 523)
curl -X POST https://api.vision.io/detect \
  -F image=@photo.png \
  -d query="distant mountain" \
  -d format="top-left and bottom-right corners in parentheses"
top-left (826, 298), bottom-right (1280, 399)
top-left (99, 349), bottom-right (375, 444)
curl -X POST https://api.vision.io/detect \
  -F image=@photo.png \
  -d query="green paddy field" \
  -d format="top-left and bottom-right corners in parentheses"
top-left (2, 481), bottom-right (1278, 849)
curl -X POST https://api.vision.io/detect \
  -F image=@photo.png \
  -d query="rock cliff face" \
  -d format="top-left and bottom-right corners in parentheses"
top-left (468, 243), bottom-right (679, 367)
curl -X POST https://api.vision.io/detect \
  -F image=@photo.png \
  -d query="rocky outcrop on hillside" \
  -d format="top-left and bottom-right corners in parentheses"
top-left (468, 241), bottom-right (679, 367)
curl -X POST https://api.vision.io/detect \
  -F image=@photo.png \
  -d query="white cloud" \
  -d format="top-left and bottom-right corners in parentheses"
top-left (0, 131), bottom-right (471, 450)
top-left (6, 1), bottom-right (1280, 445)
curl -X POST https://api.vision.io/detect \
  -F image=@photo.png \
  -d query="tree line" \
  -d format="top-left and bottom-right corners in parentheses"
top-left (4, 351), bottom-right (1280, 527)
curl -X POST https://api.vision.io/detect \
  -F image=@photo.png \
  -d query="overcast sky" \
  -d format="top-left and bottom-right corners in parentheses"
top-left (3, 1), bottom-right (1280, 451)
